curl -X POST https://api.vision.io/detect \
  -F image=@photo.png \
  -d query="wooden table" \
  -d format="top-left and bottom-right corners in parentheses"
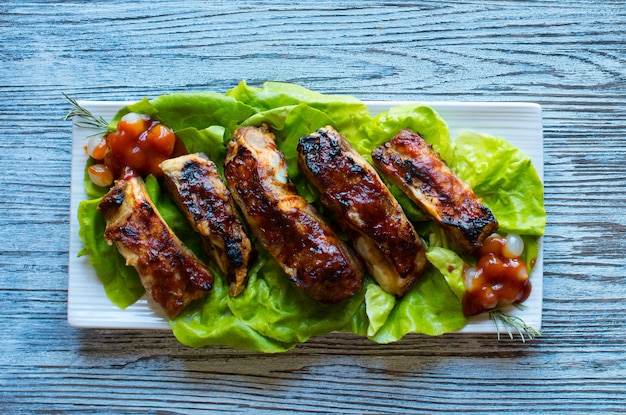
top-left (2, 1), bottom-right (625, 413)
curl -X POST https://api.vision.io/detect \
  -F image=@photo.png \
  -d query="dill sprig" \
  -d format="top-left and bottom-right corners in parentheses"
top-left (490, 303), bottom-right (542, 342)
top-left (63, 93), bottom-right (109, 135)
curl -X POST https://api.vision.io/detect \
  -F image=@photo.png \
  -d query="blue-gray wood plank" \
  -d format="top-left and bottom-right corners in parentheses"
top-left (1, 1), bottom-right (625, 413)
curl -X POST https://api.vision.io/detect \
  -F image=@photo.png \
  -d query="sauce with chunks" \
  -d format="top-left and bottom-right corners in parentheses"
top-left (86, 112), bottom-right (179, 186)
top-left (462, 233), bottom-right (532, 316)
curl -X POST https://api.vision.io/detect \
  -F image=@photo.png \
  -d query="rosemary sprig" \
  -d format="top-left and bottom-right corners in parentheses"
top-left (489, 303), bottom-right (542, 342)
top-left (63, 93), bottom-right (109, 136)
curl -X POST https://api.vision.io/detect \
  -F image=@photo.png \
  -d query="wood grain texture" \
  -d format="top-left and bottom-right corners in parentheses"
top-left (1, 0), bottom-right (626, 413)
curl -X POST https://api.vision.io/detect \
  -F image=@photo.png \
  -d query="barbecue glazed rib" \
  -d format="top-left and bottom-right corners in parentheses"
top-left (160, 153), bottom-right (253, 297)
top-left (298, 126), bottom-right (427, 297)
top-left (98, 168), bottom-right (213, 318)
top-left (371, 129), bottom-right (499, 254)
top-left (224, 124), bottom-right (363, 303)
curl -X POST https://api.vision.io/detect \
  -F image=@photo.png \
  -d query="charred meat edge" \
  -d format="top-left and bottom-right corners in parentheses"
top-left (160, 153), bottom-right (253, 297)
top-left (298, 125), bottom-right (428, 297)
top-left (371, 129), bottom-right (499, 254)
top-left (224, 123), bottom-right (363, 303)
top-left (98, 168), bottom-right (213, 318)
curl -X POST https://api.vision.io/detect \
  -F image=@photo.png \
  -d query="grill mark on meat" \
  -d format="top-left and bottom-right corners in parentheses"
top-left (371, 129), bottom-right (499, 253)
top-left (298, 126), bottom-right (427, 297)
top-left (160, 153), bottom-right (253, 297)
top-left (98, 168), bottom-right (213, 318)
top-left (224, 123), bottom-right (363, 303)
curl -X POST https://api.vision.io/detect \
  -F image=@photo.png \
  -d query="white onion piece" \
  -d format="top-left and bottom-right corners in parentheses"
top-left (120, 112), bottom-right (149, 123)
top-left (87, 135), bottom-right (104, 158)
top-left (464, 266), bottom-right (478, 289)
top-left (88, 164), bottom-right (113, 187)
top-left (503, 233), bottom-right (524, 258)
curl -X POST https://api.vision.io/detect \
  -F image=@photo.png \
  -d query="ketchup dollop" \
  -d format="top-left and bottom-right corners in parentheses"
top-left (85, 112), bottom-right (180, 187)
top-left (462, 234), bottom-right (532, 316)
top-left (104, 113), bottom-right (178, 178)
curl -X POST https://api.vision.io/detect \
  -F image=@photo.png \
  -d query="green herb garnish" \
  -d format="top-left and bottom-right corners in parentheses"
top-left (63, 93), bottom-right (109, 136)
top-left (490, 303), bottom-right (542, 342)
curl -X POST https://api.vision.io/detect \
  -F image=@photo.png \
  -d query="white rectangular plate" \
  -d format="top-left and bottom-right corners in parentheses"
top-left (68, 101), bottom-right (543, 333)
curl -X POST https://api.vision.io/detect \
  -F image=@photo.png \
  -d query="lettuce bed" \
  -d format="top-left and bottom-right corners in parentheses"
top-left (77, 81), bottom-right (546, 353)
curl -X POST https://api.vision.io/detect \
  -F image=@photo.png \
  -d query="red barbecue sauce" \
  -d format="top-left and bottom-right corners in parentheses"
top-left (462, 234), bottom-right (532, 316)
top-left (100, 114), bottom-right (183, 179)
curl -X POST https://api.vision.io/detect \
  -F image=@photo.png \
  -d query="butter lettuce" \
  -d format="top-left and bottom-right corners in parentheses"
top-left (226, 81), bottom-right (371, 137)
top-left (109, 92), bottom-right (256, 134)
top-left (449, 131), bottom-right (546, 236)
top-left (364, 281), bottom-right (396, 337)
top-left (77, 81), bottom-right (545, 352)
top-left (226, 253), bottom-right (365, 345)
top-left (170, 266), bottom-right (295, 353)
top-left (426, 246), bottom-right (467, 301)
top-left (370, 266), bottom-right (467, 343)
top-left (230, 81), bottom-right (373, 193)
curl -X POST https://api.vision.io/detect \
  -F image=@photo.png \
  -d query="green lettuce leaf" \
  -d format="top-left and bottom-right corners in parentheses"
top-left (426, 246), bottom-right (467, 301)
top-left (227, 80), bottom-right (371, 132)
top-left (228, 81), bottom-right (375, 160)
top-left (171, 247), bottom-right (365, 351)
top-left (364, 280), bottom-right (396, 337)
top-left (369, 266), bottom-right (467, 343)
top-left (449, 131), bottom-right (546, 236)
top-left (110, 93), bottom-right (256, 135)
top-left (170, 269), bottom-right (295, 353)
top-left (226, 252), bottom-right (365, 344)
top-left (522, 235), bottom-right (541, 270)
top-left (339, 300), bottom-right (369, 337)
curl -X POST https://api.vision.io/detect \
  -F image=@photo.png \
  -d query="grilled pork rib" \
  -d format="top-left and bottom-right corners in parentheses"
top-left (160, 153), bottom-right (253, 297)
top-left (298, 126), bottom-right (427, 297)
top-left (98, 168), bottom-right (213, 318)
top-left (371, 129), bottom-right (499, 254)
top-left (224, 124), bottom-right (363, 303)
